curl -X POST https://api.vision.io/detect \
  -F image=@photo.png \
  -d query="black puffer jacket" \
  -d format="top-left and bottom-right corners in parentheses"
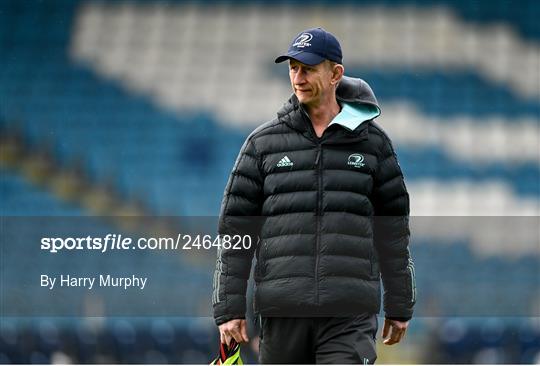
top-left (213, 76), bottom-right (416, 325)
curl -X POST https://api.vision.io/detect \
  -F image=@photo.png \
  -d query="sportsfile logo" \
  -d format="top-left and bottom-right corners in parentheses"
top-left (292, 33), bottom-right (313, 48)
top-left (347, 153), bottom-right (365, 168)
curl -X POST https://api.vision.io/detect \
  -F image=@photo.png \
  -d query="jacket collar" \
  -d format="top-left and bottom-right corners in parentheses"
top-left (329, 102), bottom-right (380, 131)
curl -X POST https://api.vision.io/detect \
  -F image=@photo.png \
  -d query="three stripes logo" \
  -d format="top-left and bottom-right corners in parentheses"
top-left (407, 248), bottom-right (416, 304)
top-left (276, 155), bottom-right (294, 168)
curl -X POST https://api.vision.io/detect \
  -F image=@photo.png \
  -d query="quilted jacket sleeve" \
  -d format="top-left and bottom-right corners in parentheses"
top-left (212, 137), bottom-right (264, 326)
top-left (372, 128), bottom-right (416, 320)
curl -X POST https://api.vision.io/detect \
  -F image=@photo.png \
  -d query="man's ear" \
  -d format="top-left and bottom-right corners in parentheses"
top-left (331, 63), bottom-right (345, 85)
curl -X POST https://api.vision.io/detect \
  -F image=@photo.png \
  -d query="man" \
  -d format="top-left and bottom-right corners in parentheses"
top-left (213, 27), bottom-right (416, 364)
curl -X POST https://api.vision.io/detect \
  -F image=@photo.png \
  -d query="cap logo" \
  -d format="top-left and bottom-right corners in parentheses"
top-left (292, 33), bottom-right (313, 48)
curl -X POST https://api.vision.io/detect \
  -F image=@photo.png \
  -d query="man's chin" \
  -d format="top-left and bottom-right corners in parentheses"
top-left (295, 95), bottom-right (312, 105)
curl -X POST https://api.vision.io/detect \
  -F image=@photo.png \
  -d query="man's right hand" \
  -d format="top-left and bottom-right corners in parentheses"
top-left (218, 319), bottom-right (249, 346)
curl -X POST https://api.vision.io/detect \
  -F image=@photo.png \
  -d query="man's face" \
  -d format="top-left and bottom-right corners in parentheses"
top-left (289, 59), bottom-right (336, 107)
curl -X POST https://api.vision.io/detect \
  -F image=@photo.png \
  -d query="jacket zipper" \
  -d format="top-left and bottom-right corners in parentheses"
top-left (300, 103), bottom-right (324, 306)
top-left (315, 144), bottom-right (323, 304)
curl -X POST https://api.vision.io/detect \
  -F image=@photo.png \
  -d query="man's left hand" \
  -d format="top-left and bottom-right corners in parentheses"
top-left (382, 318), bottom-right (409, 345)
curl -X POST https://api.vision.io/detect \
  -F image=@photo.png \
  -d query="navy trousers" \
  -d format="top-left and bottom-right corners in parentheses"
top-left (258, 314), bottom-right (378, 364)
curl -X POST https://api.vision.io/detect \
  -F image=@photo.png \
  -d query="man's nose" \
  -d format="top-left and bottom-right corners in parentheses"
top-left (293, 70), bottom-right (306, 84)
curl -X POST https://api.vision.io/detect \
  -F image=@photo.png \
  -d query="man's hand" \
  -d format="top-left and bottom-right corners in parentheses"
top-left (382, 318), bottom-right (409, 345)
top-left (218, 319), bottom-right (249, 346)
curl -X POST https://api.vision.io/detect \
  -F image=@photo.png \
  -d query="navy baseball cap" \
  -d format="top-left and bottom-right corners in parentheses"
top-left (275, 27), bottom-right (342, 66)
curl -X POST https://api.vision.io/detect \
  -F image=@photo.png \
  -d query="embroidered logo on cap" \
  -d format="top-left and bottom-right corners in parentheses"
top-left (292, 33), bottom-right (313, 48)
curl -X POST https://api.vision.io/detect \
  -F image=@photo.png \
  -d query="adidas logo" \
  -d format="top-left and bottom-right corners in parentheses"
top-left (276, 156), bottom-right (294, 168)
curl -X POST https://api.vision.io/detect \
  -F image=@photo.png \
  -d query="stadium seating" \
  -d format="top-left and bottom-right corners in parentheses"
top-left (0, 171), bottom-right (83, 216)
top-left (3, 0), bottom-right (537, 215)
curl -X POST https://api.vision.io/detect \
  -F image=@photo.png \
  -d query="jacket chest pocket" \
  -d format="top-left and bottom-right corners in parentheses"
top-left (256, 241), bottom-right (268, 278)
top-left (369, 245), bottom-right (380, 280)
